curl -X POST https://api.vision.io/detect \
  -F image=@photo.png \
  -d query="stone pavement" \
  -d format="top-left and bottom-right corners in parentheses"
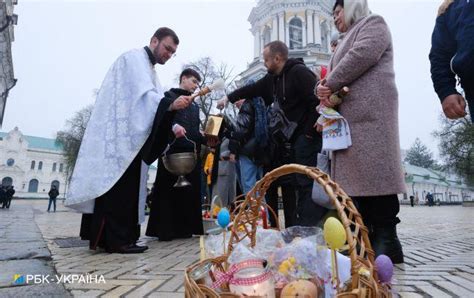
top-left (0, 200), bottom-right (473, 297)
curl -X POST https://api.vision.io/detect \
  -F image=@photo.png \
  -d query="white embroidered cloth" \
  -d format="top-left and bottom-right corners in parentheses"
top-left (316, 104), bottom-right (352, 151)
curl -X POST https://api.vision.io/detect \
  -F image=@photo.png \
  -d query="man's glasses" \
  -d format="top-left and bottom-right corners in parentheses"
top-left (162, 43), bottom-right (177, 57)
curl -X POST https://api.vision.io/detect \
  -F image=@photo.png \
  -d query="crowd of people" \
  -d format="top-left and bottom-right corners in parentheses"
top-left (63, 0), bottom-right (472, 266)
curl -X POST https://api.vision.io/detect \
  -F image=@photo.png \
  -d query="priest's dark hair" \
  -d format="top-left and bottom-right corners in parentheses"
top-left (180, 68), bottom-right (201, 83)
top-left (264, 40), bottom-right (288, 60)
top-left (333, 0), bottom-right (343, 12)
top-left (153, 27), bottom-right (179, 45)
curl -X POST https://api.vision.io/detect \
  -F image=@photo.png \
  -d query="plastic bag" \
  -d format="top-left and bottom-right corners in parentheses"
top-left (281, 226), bottom-right (323, 243)
top-left (311, 152), bottom-right (336, 209)
top-left (204, 233), bottom-right (233, 258)
top-left (210, 195), bottom-right (223, 217)
top-left (269, 229), bottom-right (326, 278)
top-left (227, 242), bottom-right (257, 264)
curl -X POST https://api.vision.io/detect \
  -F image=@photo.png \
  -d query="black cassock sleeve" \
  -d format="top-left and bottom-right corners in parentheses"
top-left (140, 96), bottom-right (175, 165)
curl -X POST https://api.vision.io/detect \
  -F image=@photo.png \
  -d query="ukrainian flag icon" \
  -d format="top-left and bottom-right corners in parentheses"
top-left (13, 274), bottom-right (25, 285)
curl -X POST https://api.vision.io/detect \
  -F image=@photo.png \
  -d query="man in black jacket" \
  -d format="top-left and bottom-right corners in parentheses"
top-left (5, 186), bottom-right (14, 209)
top-left (429, 0), bottom-right (473, 121)
top-left (219, 41), bottom-right (326, 226)
top-left (48, 185), bottom-right (59, 212)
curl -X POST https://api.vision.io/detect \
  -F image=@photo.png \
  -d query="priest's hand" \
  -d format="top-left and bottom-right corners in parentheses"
top-left (170, 95), bottom-right (193, 111)
top-left (172, 124), bottom-right (186, 138)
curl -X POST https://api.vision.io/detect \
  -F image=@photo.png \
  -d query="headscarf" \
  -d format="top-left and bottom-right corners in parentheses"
top-left (343, 0), bottom-right (371, 28)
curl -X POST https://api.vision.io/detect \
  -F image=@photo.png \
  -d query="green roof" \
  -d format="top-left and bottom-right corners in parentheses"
top-left (0, 132), bottom-right (63, 152)
top-left (403, 163), bottom-right (470, 189)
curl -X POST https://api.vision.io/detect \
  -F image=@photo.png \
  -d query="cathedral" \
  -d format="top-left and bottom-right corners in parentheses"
top-left (238, 0), bottom-right (336, 83)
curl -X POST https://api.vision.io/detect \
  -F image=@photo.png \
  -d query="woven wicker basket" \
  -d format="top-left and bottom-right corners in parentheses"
top-left (185, 164), bottom-right (392, 297)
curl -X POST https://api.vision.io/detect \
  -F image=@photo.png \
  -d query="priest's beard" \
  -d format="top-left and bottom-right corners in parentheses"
top-left (153, 45), bottom-right (166, 65)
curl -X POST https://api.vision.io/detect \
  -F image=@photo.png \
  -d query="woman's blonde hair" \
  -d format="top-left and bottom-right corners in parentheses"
top-left (438, 0), bottom-right (454, 16)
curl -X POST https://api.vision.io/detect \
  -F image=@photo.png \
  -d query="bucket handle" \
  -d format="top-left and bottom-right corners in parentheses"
top-left (162, 135), bottom-right (197, 157)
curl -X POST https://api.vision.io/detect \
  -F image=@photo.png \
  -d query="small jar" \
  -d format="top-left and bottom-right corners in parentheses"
top-left (228, 262), bottom-right (275, 297)
top-left (189, 261), bottom-right (213, 287)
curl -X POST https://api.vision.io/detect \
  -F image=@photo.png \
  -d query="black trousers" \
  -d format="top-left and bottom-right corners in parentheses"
top-left (292, 134), bottom-right (328, 226)
top-left (80, 155), bottom-right (141, 249)
top-left (47, 198), bottom-right (57, 212)
top-left (351, 194), bottom-right (401, 228)
top-left (267, 183), bottom-right (297, 228)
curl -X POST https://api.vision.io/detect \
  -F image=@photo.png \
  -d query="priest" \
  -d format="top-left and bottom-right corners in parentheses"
top-left (65, 27), bottom-right (193, 254)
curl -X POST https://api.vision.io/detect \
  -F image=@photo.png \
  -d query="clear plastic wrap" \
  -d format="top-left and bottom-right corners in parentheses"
top-left (204, 232), bottom-right (234, 258)
top-left (281, 226), bottom-right (324, 243)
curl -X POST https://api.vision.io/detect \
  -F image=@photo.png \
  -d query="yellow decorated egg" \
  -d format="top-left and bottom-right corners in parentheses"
top-left (323, 217), bottom-right (347, 249)
top-left (280, 280), bottom-right (318, 298)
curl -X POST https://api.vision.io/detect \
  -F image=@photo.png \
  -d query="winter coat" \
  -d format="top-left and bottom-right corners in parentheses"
top-left (429, 0), bottom-right (474, 117)
top-left (229, 99), bottom-right (255, 156)
top-left (6, 188), bottom-right (15, 198)
top-left (325, 14), bottom-right (406, 197)
top-left (227, 58), bottom-right (319, 139)
top-left (49, 189), bottom-right (59, 199)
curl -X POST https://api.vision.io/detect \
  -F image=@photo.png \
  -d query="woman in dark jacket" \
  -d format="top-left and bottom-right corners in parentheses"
top-left (228, 97), bottom-right (267, 194)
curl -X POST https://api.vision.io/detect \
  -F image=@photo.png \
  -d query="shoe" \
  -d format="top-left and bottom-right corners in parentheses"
top-left (176, 234), bottom-right (192, 239)
top-left (371, 226), bottom-right (404, 264)
top-left (132, 244), bottom-right (149, 251)
top-left (105, 244), bottom-right (148, 254)
top-left (158, 237), bottom-right (173, 242)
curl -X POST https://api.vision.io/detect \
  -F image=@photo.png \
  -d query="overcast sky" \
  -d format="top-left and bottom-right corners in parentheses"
top-left (3, 0), bottom-right (444, 157)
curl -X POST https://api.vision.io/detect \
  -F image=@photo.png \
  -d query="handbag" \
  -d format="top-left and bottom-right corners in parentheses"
top-left (267, 98), bottom-right (297, 144)
top-left (311, 151), bottom-right (335, 209)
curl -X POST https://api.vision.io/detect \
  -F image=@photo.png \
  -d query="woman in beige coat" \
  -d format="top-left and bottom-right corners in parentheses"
top-left (317, 0), bottom-right (406, 264)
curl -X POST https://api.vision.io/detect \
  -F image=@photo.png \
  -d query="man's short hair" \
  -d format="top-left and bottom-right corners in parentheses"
top-left (264, 41), bottom-right (288, 60)
top-left (180, 68), bottom-right (201, 83)
top-left (153, 27), bottom-right (179, 45)
top-left (333, 0), bottom-right (344, 11)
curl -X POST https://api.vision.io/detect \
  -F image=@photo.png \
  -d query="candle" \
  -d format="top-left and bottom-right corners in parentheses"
top-left (229, 266), bottom-right (275, 297)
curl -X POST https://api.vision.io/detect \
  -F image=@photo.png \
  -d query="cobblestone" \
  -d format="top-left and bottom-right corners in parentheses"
top-left (0, 200), bottom-right (473, 297)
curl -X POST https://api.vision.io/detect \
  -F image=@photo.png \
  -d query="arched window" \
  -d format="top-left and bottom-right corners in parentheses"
top-left (262, 26), bottom-right (271, 47)
top-left (38, 161), bottom-right (43, 170)
top-left (2, 177), bottom-right (13, 187)
top-left (31, 160), bottom-right (35, 170)
top-left (59, 163), bottom-right (64, 172)
top-left (52, 163), bottom-right (57, 172)
top-left (51, 180), bottom-right (60, 190)
top-left (28, 179), bottom-right (39, 193)
top-left (289, 18), bottom-right (303, 49)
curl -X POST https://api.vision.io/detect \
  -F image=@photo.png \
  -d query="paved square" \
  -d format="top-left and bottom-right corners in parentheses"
top-left (1, 200), bottom-right (473, 297)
